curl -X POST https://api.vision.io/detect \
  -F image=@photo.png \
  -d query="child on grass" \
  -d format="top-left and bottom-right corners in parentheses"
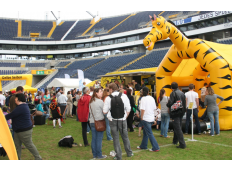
top-left (3, 107), bottom-right (13, 137)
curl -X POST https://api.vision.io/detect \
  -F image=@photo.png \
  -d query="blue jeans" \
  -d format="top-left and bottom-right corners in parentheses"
top-left (185, 108), bottom-right (201, 134)
top-left (90, 123), bottom-right (104, 158)
top-left (207, 111), bottom-right (220, 135)
top-left (140, 120), bottom-right (160, 151)
top-left (160, 113), bottom-right (170, 137)
top-left (43, 104), bottom-right (50, 115)
top-left (87, 123), bottom-right (91, 132)
top-left (104, 114), bottom-right (113, 140)
top-left (42, 112), bottom-right (50, 121)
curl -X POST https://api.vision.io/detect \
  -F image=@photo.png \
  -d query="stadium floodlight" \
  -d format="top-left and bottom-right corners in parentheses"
top-left (86, 11), bottom-right (96, 18)
top-left (51, 11), bottom-right (58, 20)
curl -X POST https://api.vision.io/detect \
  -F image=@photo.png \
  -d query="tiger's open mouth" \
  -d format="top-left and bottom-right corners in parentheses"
top-left (146, 42), bottom-right (153, 49)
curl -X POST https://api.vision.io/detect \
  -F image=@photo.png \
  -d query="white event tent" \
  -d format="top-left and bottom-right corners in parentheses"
top-left (47, 78), bottom-right (92, 94)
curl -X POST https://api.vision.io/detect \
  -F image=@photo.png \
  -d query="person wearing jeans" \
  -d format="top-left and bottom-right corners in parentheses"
top-left (208, 111), bottom-right (220, 135)
top-left (102, 88), bottom-right (113, 141)
top-left (160, 113), bottom-right (170, 137)
top-left (137, 87), bottom-right (160, 152)
top-left (185, 84), bottom-right (201, 134)
top-left (104, 114), bottom-right (113, 140)
top-left (89, 88), bottom-right (107, 159)
top-left (204, 87), bottom-right (224, 136)
top-left (159, 89), bottom-right (170, 138)
top-left (103, 83), bottom-right (133, 160)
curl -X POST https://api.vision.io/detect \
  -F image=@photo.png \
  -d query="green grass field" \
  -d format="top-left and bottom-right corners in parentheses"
top-left (1, 117), bottom-right (232, 160)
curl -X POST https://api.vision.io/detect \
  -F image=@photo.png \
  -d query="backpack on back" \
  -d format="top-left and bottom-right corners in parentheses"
top-left (109, 92), bottom-right (124, 119)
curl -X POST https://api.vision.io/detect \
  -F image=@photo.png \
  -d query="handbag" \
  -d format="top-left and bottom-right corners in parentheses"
top-left (73, 101), bottom-right (78, 107)
top-left (170, 91), bottom-right (183, 112)
top-left (90, 105), bottom-right (106, 132)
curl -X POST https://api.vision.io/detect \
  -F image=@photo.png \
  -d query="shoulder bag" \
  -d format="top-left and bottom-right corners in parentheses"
top-left (90, 105), bottom-right (106, 132)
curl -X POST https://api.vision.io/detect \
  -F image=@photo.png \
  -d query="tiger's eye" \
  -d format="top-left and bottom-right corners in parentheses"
top-left (157, 22), bottom-right (161, 26)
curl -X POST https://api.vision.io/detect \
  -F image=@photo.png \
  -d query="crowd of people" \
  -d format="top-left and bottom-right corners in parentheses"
top-left (1, 79), bottom-right (224, 160)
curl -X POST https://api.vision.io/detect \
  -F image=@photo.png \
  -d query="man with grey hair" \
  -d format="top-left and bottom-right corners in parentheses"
top-left (77, 87), bottom-right (91, 146)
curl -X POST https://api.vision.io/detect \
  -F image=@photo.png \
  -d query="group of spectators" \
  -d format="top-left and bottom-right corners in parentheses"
top-left (1, 78), bottom-right (224, 160)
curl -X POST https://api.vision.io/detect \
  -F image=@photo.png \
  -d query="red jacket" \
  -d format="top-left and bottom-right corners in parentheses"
top-left (77, 94), bottom-right (91, 122)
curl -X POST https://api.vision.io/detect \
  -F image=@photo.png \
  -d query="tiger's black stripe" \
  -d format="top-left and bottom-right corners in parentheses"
top-left (218, 74), bottom-right (231, 80)
top-left (219, 85), bottom-right (232, 89)
top-left (175, 35), bottom-right (179, 39)
top-left (162, 66), bottom-right (172, 72)
top-left (194, 49), bottom-right (200, 59)
top-left (168, 57), bottom-right (176, 63)
top-left (196, 41), bottom-right (205, 46)
top-left (203, 48), bottom-right (216, 59)
top-left (200, 65), bottom-right (208, 72)
top-left (209, 56), bottom-right (223, 64)
top-left (162, 85), bottom-right (172, 89)
top-left (186, 51), bottom-right (191, 58)
top-left (224, 96), bottom-right (232, 101)
top-left (157, 77), bottom-right (165, 80)
top-left (177, 52), bottom-right (181, 58)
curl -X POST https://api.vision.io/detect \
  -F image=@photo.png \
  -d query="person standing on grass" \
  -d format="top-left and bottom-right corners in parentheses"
top-left (126, 89), bottom-right (136, 132)
top-left (43, 89), bottom-right (51, 117)
top-left (66, 91), bottom-right (73, 118)
top-left (166, 82), bottom-right (186, 149)
top-left (103, 83), bottom-right (133, 160)
top-left (204, 87), bottom-right (224, 136)
top-left (159, 89), bottom-right (170, 138)
top-left (89, 88), bottom-right (107, 159)
top-left (78, 87), bottom-right (91, 147)
top-left (58, 91), bottom-right (68, 119)
top-left (137, 90), bottom-right (143, 137)
top-left (185, 84), bottom-right (201, 135)
top-left (5, 93), bottom-right (42, 160)
top-left (102, 88), bottom-right (113, 141)
top-left (137, 87), bottom-right (160, 152)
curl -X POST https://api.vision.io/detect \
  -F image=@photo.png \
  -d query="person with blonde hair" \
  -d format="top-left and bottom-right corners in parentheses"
top-left (89, 88), bottom-right (107, 159)
top-left (204, 87), bottom-right (224, 136)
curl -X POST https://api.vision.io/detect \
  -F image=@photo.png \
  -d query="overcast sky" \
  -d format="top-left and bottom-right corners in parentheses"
top-left (0, 0), bottom-right (228, 20)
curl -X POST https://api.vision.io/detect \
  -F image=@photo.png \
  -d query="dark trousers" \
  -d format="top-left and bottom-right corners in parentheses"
top-left (173, 116), bottom-right (186, 148)
top-left (185, 108), bottom-right (201, 133)
top-left (127, 112), bottom-right (134, 132)
top-left (81, 122), bottom-right (90, 145)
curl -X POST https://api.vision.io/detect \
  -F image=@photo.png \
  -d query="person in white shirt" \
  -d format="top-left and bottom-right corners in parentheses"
top-left (58, 91), bottom-right (68, 119)
top-left (137, 87), bottom-right (160, 152)
top-left (103, 83), bottom-right (133, 160)
top-left (89, 86), bottom-right (94, 96)
top-left (128, 83), bottom-right (133, 95)
top-left (0, 91), bottom-right (6, 108)
top-left (185, 84), bottom-right (201, 135)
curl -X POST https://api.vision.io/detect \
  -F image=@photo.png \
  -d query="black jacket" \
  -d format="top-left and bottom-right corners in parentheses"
top-left (166, 89), bottom-right (186, 118)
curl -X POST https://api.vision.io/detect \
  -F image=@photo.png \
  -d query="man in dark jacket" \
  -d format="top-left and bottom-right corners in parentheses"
top-left (166, 82), bottom-right (186, 149)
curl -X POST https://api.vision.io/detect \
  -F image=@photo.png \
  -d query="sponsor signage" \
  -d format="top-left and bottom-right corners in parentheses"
top-left (173, 11), bottom-right (232, 26)
top-left (1, 76), bottom-right (22, 80)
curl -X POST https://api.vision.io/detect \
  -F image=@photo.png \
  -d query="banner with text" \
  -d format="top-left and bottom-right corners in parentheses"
top-left (78, 69), bottom-right (84, 92)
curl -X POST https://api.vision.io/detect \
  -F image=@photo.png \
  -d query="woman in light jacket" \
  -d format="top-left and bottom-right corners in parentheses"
top-left (89, 88), bottom-right (107, 159)
top-left (159, 89), bottom-right (170, 138)
top-left (204, 87), bottom-right (224, 136)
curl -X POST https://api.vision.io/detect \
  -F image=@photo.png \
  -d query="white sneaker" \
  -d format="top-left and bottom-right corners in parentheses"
top-left (33, 125), bottom-right (35, 127)
top-left (97, 155), bottom-right (107, 159)
top-left (87, 132), bottom-right (89, 134)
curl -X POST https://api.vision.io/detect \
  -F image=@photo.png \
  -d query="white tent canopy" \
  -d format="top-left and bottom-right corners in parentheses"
top-left (47, 78), bottom-right (92, 94)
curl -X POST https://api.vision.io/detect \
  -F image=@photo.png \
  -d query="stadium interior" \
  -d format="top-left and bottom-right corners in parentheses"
top-left (0, 11), bottom-right (232, 91)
